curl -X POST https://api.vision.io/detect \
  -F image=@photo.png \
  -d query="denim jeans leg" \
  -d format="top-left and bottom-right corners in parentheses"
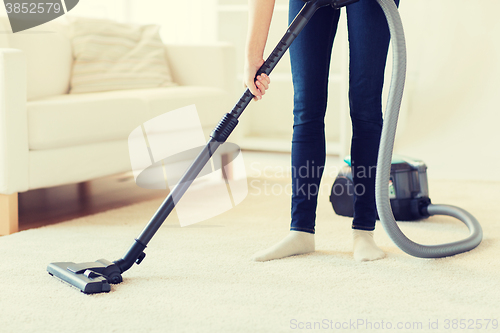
top-left (289, 0), bottom-right (340, 234)
top-left (347, 0), bottom-right (399, 231)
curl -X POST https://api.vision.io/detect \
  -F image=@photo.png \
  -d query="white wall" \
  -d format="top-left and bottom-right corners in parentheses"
top-left (60, 0), bottom-right (217, 43)
top-left (127, 0), bottom-right (217, 43)
top-left (394, 0), bottom-right (500, 181)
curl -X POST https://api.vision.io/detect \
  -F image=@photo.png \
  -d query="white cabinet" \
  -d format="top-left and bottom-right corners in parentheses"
top-left (216, 0), bottom-right (350, 156)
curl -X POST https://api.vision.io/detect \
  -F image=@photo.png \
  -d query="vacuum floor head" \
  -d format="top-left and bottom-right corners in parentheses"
top-left (47, 259), bottom-right (123, 294)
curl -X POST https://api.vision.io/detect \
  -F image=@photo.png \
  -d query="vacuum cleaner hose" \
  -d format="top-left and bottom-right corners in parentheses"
top-left (374, 0), bottom-right (482, 258)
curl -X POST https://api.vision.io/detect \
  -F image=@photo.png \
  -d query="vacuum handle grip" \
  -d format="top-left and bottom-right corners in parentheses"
top-left (226, 25), bottom-right (303, 121)
top-left (229, 1), bottom-right (319, 119)
top-left (255, 27), bottom-right (297, 78)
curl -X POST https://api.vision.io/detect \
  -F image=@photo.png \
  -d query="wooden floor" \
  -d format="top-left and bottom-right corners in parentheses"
top-left (18, 173), bottom-right (168, 231)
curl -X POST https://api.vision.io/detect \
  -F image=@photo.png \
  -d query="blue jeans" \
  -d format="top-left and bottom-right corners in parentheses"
top-left (289, 0), bottom-right (398, 233)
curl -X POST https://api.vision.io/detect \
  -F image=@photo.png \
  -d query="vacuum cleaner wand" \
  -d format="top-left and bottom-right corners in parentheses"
top-left (47, 0), bottom-right (358, 294)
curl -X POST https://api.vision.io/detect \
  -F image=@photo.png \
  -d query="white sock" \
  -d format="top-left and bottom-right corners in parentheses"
top-left (252, 231), bottom-right (315, 262)
top-left (353, 229), bottom-right (385, 262)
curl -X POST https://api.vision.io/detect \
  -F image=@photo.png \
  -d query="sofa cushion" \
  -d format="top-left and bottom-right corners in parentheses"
top-left (27, 89), bottom-right (148, 150)
top-left (0, 17), bottom-right (72, 101)
top-left (27, 86), bottom-right (229, 151)
top-left (68, 17), bottom-right (175, 94)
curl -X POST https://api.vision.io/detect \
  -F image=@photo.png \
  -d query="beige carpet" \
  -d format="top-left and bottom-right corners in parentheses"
top-left (1, 176), bottom-right (499, 333)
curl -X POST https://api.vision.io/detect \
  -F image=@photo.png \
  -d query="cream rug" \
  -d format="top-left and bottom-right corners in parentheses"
top-left (1, 177), bottom-right (499, 333)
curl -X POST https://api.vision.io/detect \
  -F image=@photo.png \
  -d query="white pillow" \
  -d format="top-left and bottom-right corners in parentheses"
top-left (68, 17), bottom-right (176, 94)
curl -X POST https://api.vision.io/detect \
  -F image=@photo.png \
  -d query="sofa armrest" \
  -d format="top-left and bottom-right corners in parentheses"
top-left (164, 43), bottom-right (237, 98)
top-left (0, 49), bottom-right (29, 194)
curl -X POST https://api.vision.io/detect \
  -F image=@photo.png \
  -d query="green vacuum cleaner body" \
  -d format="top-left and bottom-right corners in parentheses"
top-left (330, 156), bottom-right (432, 221)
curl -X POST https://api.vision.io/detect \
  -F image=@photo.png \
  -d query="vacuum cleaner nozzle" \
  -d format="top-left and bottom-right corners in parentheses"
top-left (47, 259), bottom-right (123, 294)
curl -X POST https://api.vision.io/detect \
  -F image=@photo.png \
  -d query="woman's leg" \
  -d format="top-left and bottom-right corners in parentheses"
top-left (289, 1), bottom-right (340, 235)
top-left (252, 0), bottom-right (340, 261)
top-left (347, 0), bottom-right (399, 261)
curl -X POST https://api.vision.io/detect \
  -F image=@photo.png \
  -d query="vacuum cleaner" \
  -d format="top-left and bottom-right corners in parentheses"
top-left (47, 0), bottom-right (482, 294)
top-left (331, 155), bottom-right (431, 222)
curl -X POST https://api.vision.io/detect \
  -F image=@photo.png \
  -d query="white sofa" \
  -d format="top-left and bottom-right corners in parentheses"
top-left (0, 18), bottom-right (236, 235)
